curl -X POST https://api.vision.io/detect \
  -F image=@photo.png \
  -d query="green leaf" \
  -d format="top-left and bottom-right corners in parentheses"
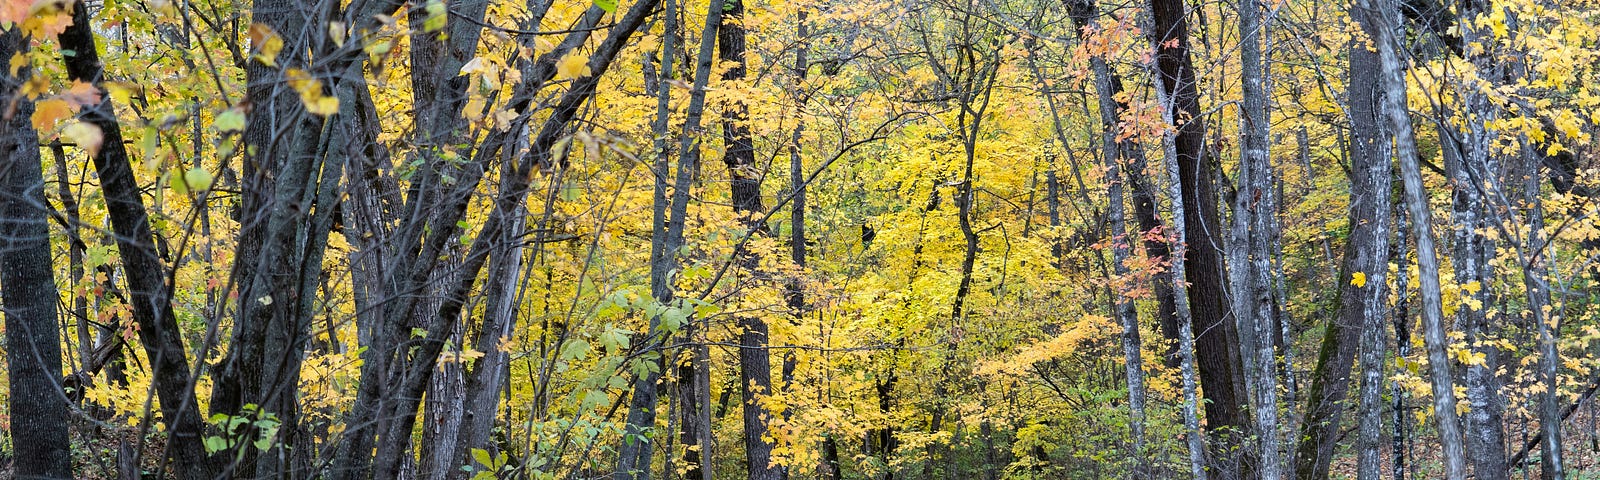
top-left (424, 0), bottom-right (447, 32)
top-left (594, 0), bottom-right (616, 12)
top-left (559, 338), bottom-right (590, 361)
top-left (204, 436), bottom-right (227, 454)
top-left (215, 108), bottom-right (246, 132)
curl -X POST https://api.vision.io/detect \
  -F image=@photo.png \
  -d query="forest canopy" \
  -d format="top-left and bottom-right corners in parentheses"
top-left (1, 0), bottom-right (1599, 478)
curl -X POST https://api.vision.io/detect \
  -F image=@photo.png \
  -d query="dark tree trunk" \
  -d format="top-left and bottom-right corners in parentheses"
top-left (617, 0), bottom-right (714, 477)
top-left (1146, 0), bottom-right (1252, 474)
top-left (719, 0), bottom-right (781, 477)
top-left (0, 25), bottom-right (74, 480)
top-left (449, 212), bottom-right (525, 479)
top-left (55, 8), bottom-right (218, 478)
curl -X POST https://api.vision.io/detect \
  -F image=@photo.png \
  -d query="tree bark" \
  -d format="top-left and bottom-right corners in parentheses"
top-left (55, 7), bottom-right (218, 478)
top-left (1064, 0), bottom-right (1147, 472)
top-left (1358, 0), bottom-right (1468, 476)
top-left (1152, 48), bottom-right (1210, 480)
top-left (1235, 0), bottom-right (1280, 475)
top-left (1147, 0), bottom-right (1252, 474)
top-left (1295, 7), bottom-right (1392, 478)
top-left (0, 25), bottom-right (74, 480)
top-left (717, 1), bottom-right (781, 476)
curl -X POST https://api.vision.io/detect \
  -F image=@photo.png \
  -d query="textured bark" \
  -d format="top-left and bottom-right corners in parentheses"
top-left (1152, 50), bottom-right (1210, 480)
top-left (1525, 165), bottom-right (1564, 480)
top-left (1390, 203), bottom-right (1413, 480)
top-left (1235, 0), bottom-right (1280, 476)
top-left (717, 0), bottom-right (781, 476)
top-left (1359, 0), bottom-right (1468, 476)
top-left (449, 212), bottom-right (525, 479)
top-left (0, 25), bottom-right (74, 480)
top-left (1294, 9), bottom-right (1391, 478)
top-left (1443, 3), bottom-right (1511, 477)
top-left (1147, 0), bottom-right (1252, 474)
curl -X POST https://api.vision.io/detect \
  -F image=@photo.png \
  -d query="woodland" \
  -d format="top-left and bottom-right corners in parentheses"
top-left (0, 0), bottom-right (1597, 477)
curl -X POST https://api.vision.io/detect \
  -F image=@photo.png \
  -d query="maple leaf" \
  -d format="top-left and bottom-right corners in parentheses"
top-left (557, 53), bottom-right (591, 80)
top-left (30, 98), bottom-right (72, 130)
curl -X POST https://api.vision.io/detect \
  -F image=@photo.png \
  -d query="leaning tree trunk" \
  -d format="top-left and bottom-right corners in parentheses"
top-left (0, 24), bottom-right (74, 480)
top-left (55, 9), bottom-right (219, 478)
top-left (1359, 0), bottom-right (1468, 477)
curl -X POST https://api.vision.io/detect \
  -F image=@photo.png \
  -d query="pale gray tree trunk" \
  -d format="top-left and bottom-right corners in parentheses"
top-left (1152, 53), bottom-right (1209, 480)
top-left (1063, 1), bottom-right (1147, 473)
top-left (1235, 0), bottom-right (1281, 476)
top-left (1359, 0), bottom-right (1468, 476)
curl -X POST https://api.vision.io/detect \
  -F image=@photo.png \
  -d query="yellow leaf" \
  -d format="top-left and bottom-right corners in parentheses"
top-left (62, 122), bottom-right (103, 157)
top-left (249, 23), bottom-right (283, 66)
top-left (328, 21), bottom-right (346, 47)
top-left (1351, 271), bottom-right (1367, 288)
top-left (309, 96), bottom-right (339, 116)
top-left (8, 52), bottom-right (23, 77)
top-left (286, 69), bottom-right (339, 116)
top-left (30, 98), bottom-right (72, 130)
top-left (556, 53), bottom-right (591, 80)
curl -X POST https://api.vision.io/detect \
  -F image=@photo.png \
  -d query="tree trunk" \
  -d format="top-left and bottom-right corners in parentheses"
top-left (55, 9), bottom-right (218, 478)
top-left (1147, 0), bottom-right (1252, 474)
top-left (617, 0), bottom-right (717, 477)
top-left (1518, 145), bottom-right (1563, 480)
top-left (0, 25), bottom-right (74, 480)
top-left (1064, 0), bottom-right (1147, 472)
top-left (1443, 3), bottom-right (1511, 477)
top-left (717, 1), bottom-right (781, 477)
top-left (1152, 49), bottom-right (1210, 480)
top-left (781, 11), bottom-right (811, 480)
top-left (1359, 0), bottom-right (1468, 476)
top-left (1236, 0), bottom-right (1281, 475)
top-left (450, 212), bottom-right (526, 479)
top-left (1295, 6), bottom-right (1392, 478)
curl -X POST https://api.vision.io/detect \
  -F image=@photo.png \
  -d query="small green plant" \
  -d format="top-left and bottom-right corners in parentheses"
top-left (203, 404), bottom-right (281, 455)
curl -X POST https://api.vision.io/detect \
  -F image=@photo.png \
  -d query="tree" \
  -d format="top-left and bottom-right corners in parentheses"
top-left (0, 23), bottom-right (73, 480)
top-left (1147, 0), bottom-right (1253, 473)
top-left (1357, 0), bottom-right (1468, 476)
top-left (1293, 3), bottom-right (1392, 478)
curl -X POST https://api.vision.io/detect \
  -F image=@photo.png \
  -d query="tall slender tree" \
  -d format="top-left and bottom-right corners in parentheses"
top-left (1358, 0), bottom-right (1468, 477)
top-left (1147, 0), bottom-right (1253, 473)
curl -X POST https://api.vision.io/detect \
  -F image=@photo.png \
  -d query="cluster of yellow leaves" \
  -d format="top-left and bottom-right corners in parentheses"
top-left (975, 315), bottom-right (1115, 377)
